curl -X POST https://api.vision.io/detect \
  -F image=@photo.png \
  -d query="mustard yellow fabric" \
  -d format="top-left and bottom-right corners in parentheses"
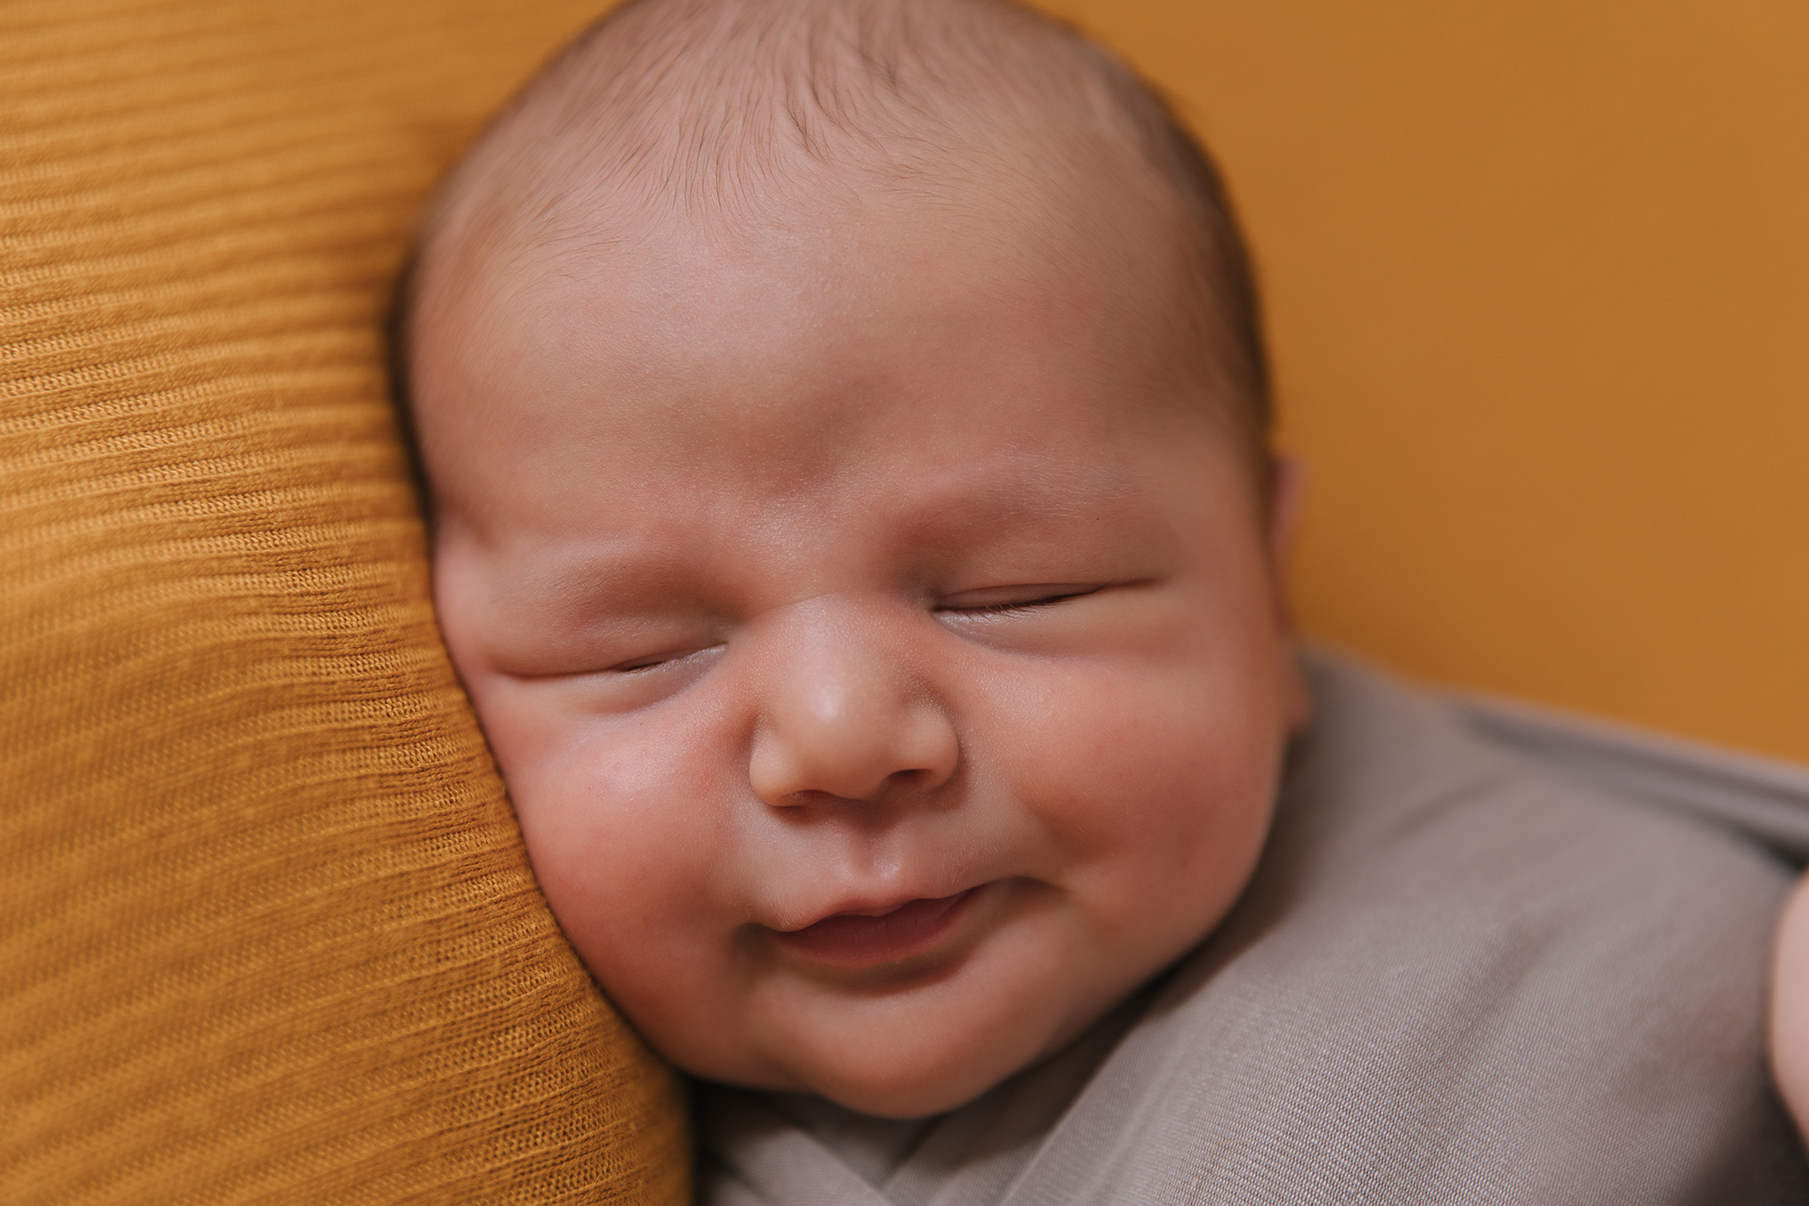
top-left (0, 1), bottom-right (688, 1201)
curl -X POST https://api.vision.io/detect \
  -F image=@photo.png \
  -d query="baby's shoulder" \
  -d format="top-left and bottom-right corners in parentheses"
top-left (1258, 651), bottom-right (1801, 1065)
top-left (1281, 648), bottom-right (1798, 925)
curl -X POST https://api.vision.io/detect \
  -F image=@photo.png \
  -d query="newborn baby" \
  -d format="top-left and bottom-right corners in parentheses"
top-left (406, 0), bottom-right (1301, 1118)
top-left (399, 0), bottom-right (1806, 1199)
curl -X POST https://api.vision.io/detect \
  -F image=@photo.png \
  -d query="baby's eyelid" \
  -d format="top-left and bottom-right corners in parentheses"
top-left (935, 584), bottom-right (1102, 612)
top-left (609, 642), bottom-right (725, 673)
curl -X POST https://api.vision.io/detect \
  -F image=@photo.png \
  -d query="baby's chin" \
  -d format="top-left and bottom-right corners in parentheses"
top-left (762, 1014), bottom-right (1069, 1119)
top-left (711, 934), bottom-right (1140, 1118)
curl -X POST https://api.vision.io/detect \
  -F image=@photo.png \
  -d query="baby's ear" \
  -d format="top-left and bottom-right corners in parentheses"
top-left (1772, 874), bottom-right (1809, 1144)
top-left (1265, 455), bottom-right (1315, 733)
top-left (1266, 454), bottom-right (1305, 589)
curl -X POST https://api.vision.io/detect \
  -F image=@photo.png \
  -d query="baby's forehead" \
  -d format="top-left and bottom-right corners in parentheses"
top-left (411, 206), bottom-right (1266, 587)
top-left (441, 103), bottom-right (1182, 339)
top-left (425, 188), bottom-right (1209, 477)
top-left (410, 175), bottom-right (1249, 561)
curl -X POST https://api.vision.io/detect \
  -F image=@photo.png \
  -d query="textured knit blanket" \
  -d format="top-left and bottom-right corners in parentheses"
top-left (698, 650), bottom-right (1809, 1204)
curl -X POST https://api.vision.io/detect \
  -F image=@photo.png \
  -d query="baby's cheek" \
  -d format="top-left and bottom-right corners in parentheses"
top-left (1009, 663), bottom-right (1264, 826)
top-left (997, 659), bottom-right (1279, 927)
top-left (505, 708), bottom-right (735, 975)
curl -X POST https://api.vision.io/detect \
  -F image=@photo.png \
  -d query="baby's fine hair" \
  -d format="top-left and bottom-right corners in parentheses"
top-left (400, 0), bottom-right (1273, 462)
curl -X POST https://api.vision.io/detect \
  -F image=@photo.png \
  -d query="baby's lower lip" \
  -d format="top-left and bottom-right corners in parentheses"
top-left (771, 888), bottom-right (980, 969)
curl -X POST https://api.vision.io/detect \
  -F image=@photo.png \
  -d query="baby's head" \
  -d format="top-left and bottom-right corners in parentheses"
top-left (402, 0), bottom-right (1307, 1118)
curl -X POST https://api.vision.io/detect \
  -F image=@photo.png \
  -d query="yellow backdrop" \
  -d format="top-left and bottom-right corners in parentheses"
top-left (1043, 0), bottom-right (1809, 764)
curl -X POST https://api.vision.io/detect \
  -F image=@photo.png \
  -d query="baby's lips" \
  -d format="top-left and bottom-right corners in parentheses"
top-left (768, 887), bottom-right (980, 969)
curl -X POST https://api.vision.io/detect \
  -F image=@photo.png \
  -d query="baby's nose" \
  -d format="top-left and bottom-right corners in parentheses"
top-left (747, 600), bottom-right (958, 806)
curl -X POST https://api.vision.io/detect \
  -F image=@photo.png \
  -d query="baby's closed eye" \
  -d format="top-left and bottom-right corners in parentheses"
top-left (934, 583), bottom-right (1103, 614)
top-left (608, 644), bottom-right (728, 674)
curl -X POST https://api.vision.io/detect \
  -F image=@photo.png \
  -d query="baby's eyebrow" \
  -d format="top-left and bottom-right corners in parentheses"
top-left (878, 461), bottom-right (1148, 551)
top-left (493, 544), bottom-right (715, 622)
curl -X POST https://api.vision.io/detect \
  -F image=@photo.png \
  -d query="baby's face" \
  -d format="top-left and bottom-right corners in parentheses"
top-left (416, 187), bottom-right (1305, 1117)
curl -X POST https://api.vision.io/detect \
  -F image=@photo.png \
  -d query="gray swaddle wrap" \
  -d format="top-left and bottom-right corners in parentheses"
top-left (698, 651), bottom-right (1809, 1204)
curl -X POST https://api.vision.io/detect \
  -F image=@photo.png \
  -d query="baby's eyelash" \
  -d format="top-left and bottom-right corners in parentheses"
top-left (971, 595), bottom-right (1071, 614)
top-left (612, 657), bottom-right (670, 673)
top-left (608, 644), bottom-right (724, 674)
top-left (939, 587), bottom-right (1099, 615)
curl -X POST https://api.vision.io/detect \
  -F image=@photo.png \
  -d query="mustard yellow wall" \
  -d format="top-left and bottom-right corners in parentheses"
top-left (1042, 0), bottom-right (1809, 763)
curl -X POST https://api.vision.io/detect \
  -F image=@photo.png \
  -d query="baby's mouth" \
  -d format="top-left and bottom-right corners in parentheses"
top-left (770, 888), bottom-right (980, 969)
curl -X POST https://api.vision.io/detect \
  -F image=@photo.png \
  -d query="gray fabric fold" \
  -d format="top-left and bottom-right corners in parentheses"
top-left (700, 650), bottom-right (1809, 1204)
